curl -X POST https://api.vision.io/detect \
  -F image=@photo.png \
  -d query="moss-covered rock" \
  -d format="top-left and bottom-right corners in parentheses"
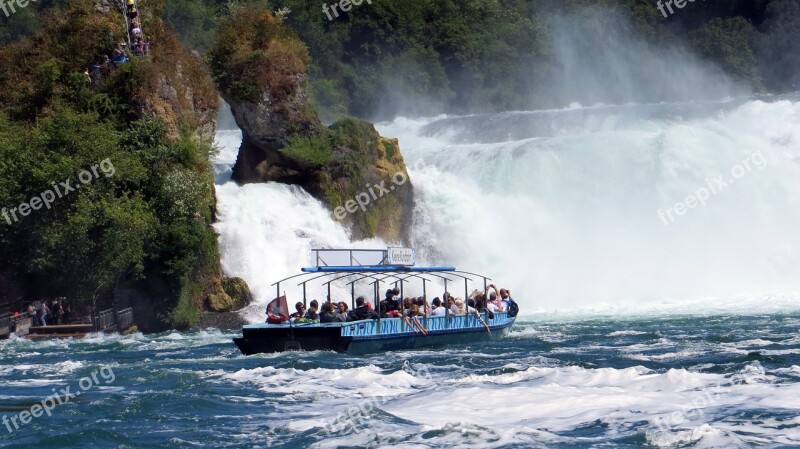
top-left (207, 291), bottom-right (235, 312)
top-left (221, 277), bottom-right (253, 310)
top-left (208, 5), bottom-right (414, 243)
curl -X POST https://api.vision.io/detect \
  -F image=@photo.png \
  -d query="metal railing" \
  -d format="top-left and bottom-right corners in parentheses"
top-left (116, 307), bottom-right (133, 331)
top-left (12, 314), bottom-right (32, 337)
top-left (94, 308), bottom-right (115, 332)
top-left (310, 248), bottom-right (389, 268)
top-left (0, 313), bottom-right (10, 338)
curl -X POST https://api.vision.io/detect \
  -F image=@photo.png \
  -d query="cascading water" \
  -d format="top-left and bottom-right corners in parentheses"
top-left (213, 125), bottom-right (389, 320)
top-left (214, 94), bottom-right (800, 320)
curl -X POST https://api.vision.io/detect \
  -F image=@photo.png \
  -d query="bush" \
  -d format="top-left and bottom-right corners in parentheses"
top-left (279, 133), bottom-right (332, 168)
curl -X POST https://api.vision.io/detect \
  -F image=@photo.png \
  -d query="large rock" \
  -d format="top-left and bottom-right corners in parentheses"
top-left (209, 6), bottom-right (414, 243)
top-left (221, 277), bottom-right (253, 310)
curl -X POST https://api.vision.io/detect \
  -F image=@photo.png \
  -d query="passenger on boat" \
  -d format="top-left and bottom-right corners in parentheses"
top-left (305, 300), bottom-right (319, 319)
top-left (290, 302), bottom-right (306, 319)
top-left (425, 299), bottom-right (432, 316)
top-left (380, 303), bottom-right (397, 319)
top-left (348, 297), bottom-right (378, 321)
top-left (431, 297), bottom-right (447, 316)
top-left (380, 290), bottom-right (394, 313)
top-left (470, 289), bottom-right (495, 318)
top-left (403, 304), bottom-right (428, 335)
top-left (391, 287), bottom-right (401, 308)
top-left (320, 302), bottom-right (337, 323)
top-left (401, 298), bottom-right (413, 316)
top-left (454, 298), bottom-right (465, 314)
top-left (382, 299), bottom-right (401, 317)
top-left (416, 297), bottom-right (431, 316)
top-left (335, 302), bottom-right (349, 322)
top-left (469, 290), bottom-right (484, 308)
top-left (486, 284), bottom-right (505, 313)
top-left (500, 288), bottom-right (519, 316)
top-left (321, 298), bottom-right (334, 314)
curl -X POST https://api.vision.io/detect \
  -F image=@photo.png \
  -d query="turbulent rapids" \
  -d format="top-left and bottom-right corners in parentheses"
top-left (3, 314), bottom-right (800, 447)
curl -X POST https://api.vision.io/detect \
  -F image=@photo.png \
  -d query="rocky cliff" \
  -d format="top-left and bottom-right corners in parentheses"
top-left (0, 0), bottom-right (249, 330)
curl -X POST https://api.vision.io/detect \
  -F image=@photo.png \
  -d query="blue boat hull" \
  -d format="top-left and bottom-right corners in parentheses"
top-left (234, 313), bottom-right (516, 355)
top-left (345, 321), bottom-right (514, 355)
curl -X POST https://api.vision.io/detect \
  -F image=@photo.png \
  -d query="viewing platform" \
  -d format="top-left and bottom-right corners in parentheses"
top-left (0, 307), bottom-right (136, 340)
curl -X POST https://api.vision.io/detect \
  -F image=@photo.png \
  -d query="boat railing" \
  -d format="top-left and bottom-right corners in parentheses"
top-left (339, 312), bottom-right (511, 337)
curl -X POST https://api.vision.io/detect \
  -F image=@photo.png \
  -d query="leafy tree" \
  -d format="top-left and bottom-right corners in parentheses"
top-left (690, 17), bottom-right (763, 86)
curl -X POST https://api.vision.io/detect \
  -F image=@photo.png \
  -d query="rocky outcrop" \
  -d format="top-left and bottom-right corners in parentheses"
top-left (209, 6), bottom-right (414, 243)
top-left (135, 6), bottom-right (219, 141)
top-left (222, 277), bottom-right (253, 309)
top-left (205, 276), bottom-right (253, 312)
top-left (228, 77), bottom-right (320, 183)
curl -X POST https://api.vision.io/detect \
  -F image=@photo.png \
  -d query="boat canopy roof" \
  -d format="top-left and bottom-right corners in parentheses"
top-left (270, 248), bottom-right (492, 305)
top-left (301, 265), bottom-right (456, 273)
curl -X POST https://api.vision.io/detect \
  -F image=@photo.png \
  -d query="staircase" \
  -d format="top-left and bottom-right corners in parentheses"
top-left (116, 0), bottom-right (142, 49)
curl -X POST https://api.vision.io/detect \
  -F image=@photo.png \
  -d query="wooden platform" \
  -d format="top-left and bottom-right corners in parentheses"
top-left (27, 324), bottom-right (93, 339)
top-left (2, 307), bottom-right (135, 340)
top-left (27, 333), bottom-right (88, 340)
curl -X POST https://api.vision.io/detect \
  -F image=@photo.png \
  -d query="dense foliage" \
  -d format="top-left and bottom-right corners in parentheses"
top-left (0, 1), bottom-right (221, 327)
top-left (156, 0), bottom-right (800, 119)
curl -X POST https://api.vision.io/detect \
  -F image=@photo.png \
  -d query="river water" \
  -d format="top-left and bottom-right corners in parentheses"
top-left (2, 313), bottom-right (800, 448)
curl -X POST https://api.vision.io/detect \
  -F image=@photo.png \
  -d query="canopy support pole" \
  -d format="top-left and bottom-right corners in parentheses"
top-left (422, 279), bottom-right (428, 329)
top-left (375, 279), bottom-right (381, 334)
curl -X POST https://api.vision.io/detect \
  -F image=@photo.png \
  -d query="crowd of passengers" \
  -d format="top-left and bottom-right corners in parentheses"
top-left (288, 284), bottom-right (515, 334)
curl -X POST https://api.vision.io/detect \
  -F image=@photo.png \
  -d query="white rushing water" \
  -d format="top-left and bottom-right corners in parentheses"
top-left (213, 95), bottom-right (800, 320)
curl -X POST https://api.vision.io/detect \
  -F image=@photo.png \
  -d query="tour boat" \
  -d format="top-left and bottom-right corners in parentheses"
top-left (233, 248), bottom-right (518, 355)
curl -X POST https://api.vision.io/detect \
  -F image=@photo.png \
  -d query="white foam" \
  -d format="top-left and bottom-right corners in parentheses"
top-left (377, 98), bottom-right (800, 313)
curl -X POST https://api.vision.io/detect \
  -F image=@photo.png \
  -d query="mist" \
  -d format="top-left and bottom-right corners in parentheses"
top-left (534, 6), bottom-right (748, 107)
top-left (373, 4), bottom-right (751, 120)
